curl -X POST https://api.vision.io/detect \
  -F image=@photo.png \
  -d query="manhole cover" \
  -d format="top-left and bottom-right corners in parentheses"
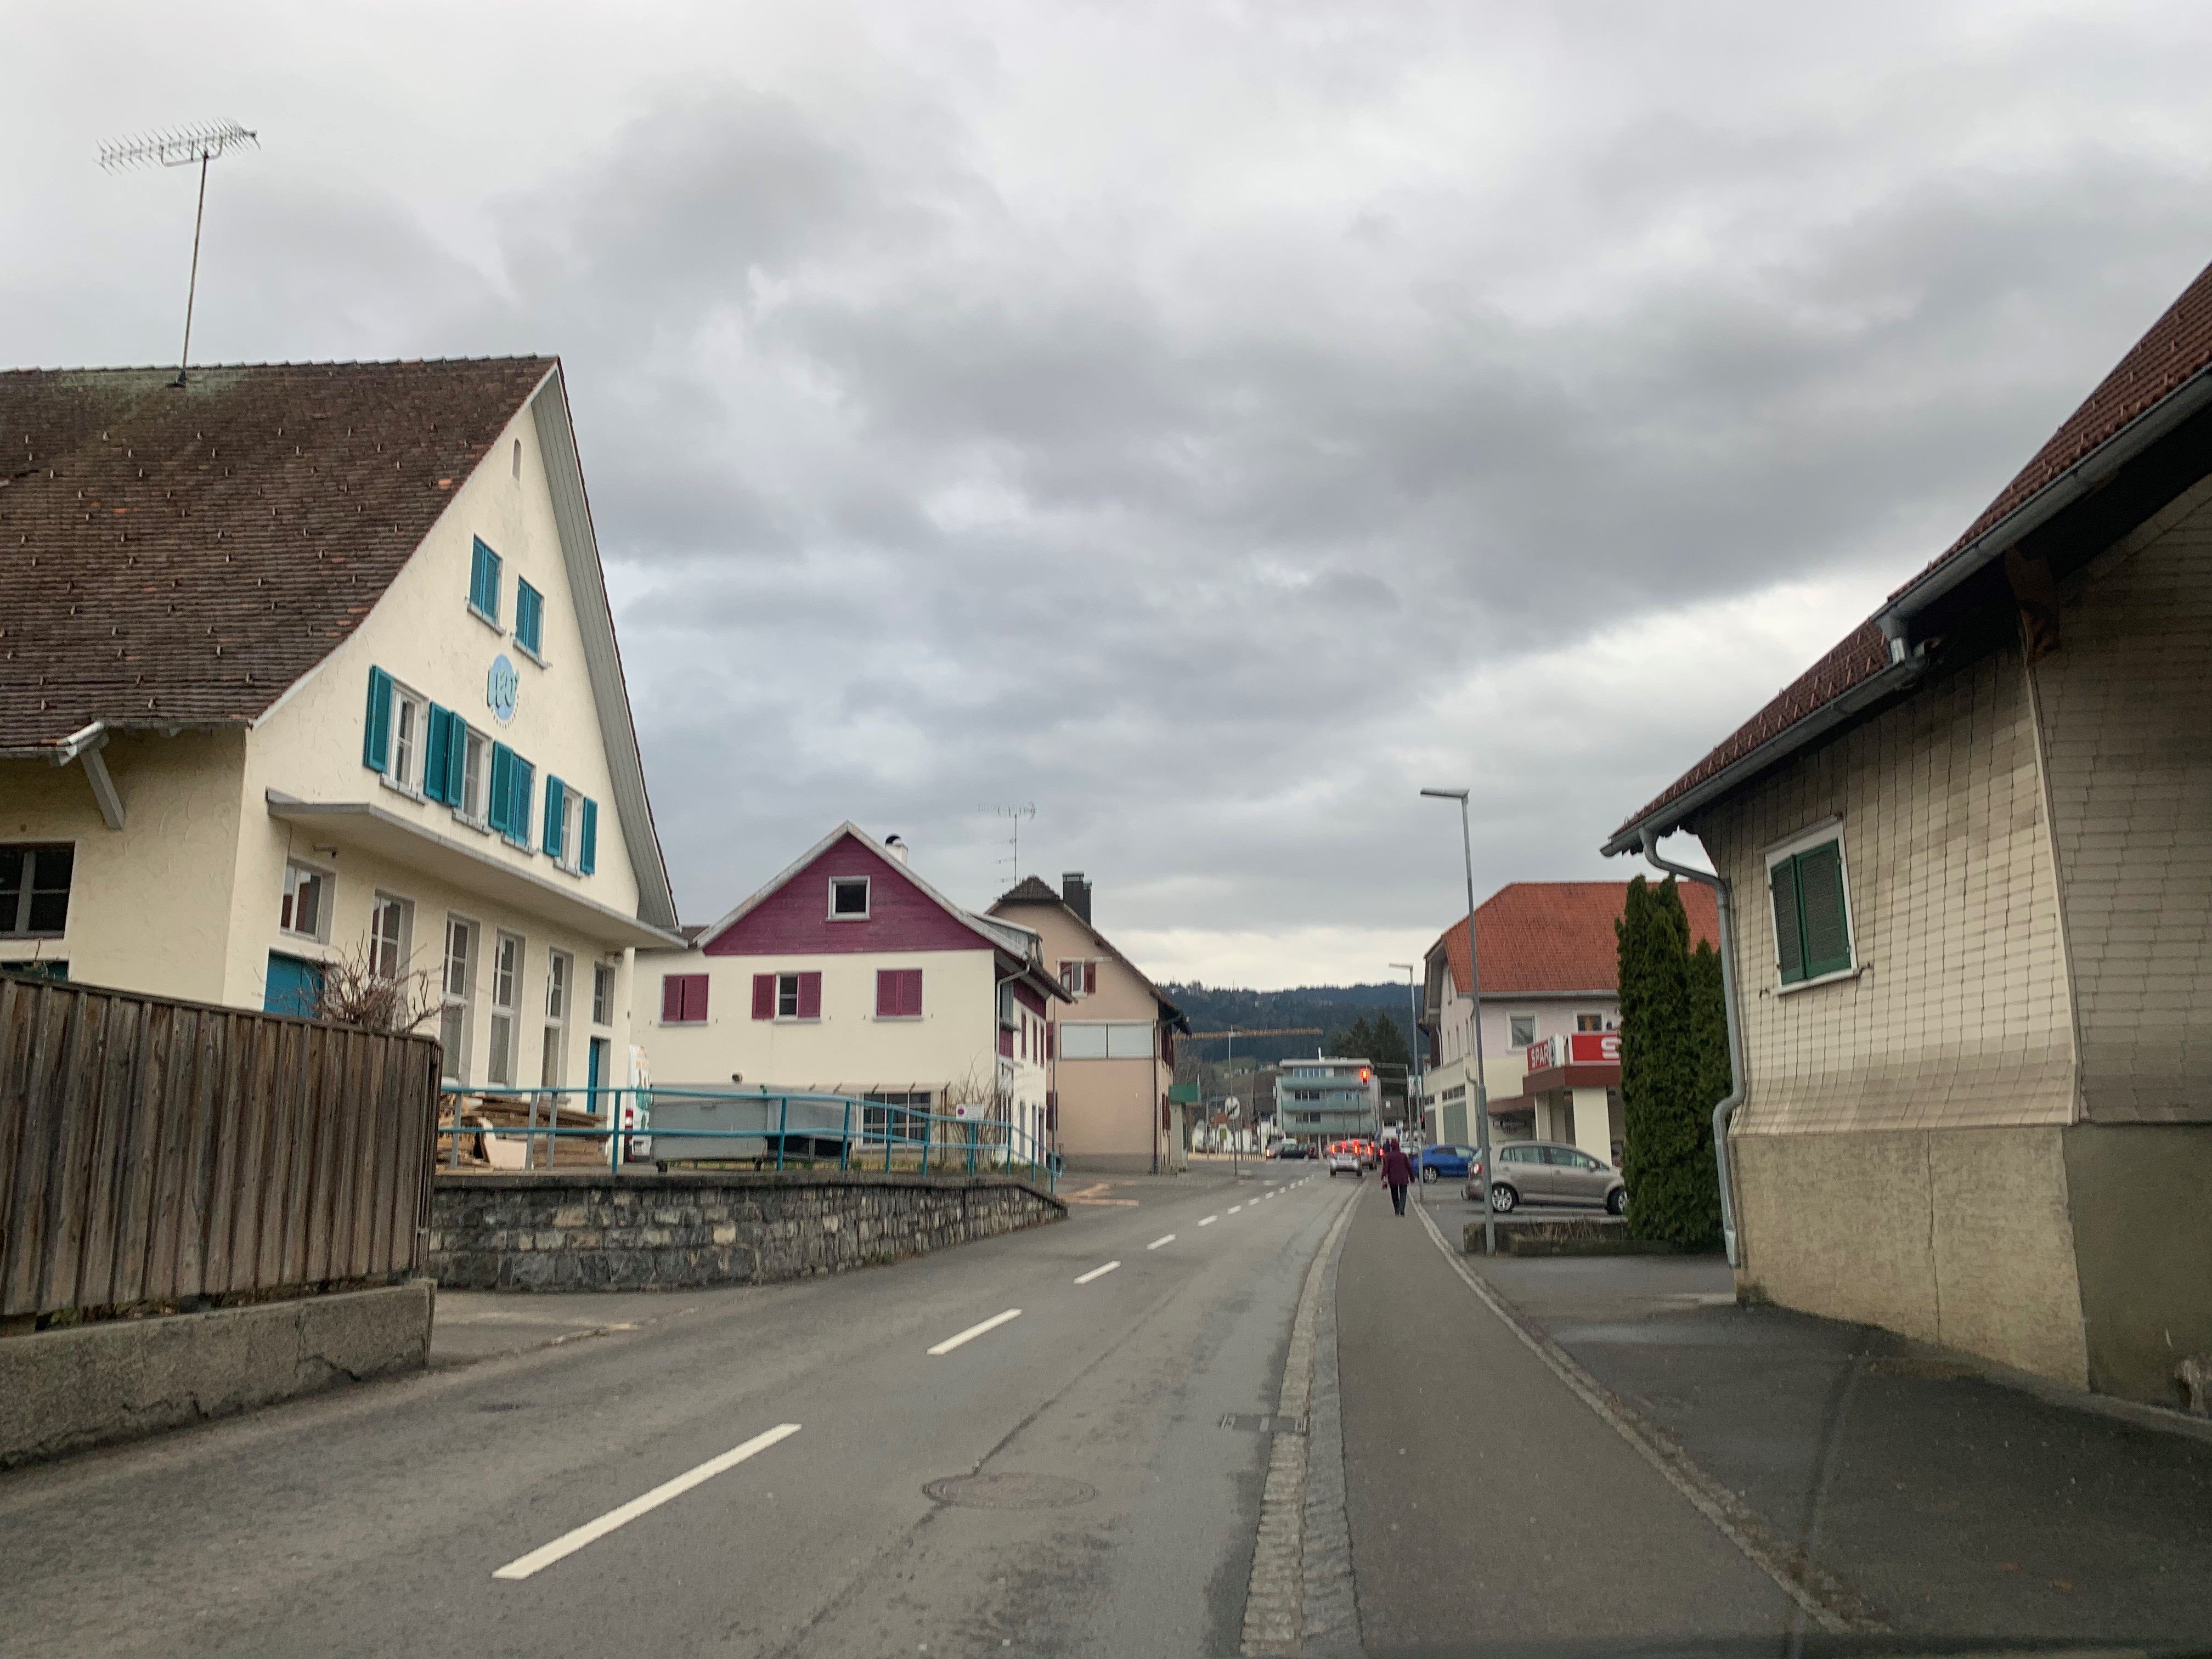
top-left (923, 1472), bottom-right (1097, 1510)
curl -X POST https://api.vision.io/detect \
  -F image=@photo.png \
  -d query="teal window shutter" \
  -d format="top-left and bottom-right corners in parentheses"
top-left (362, 667), bottom-right (392, 773)
top-left (470, 538), bottom-right (502, 622)
top-left (488, 743), bottom-right (514, 836)
top-left (1770, 860), bottom-right (1805, 984)
top-left (512, 757), bottom-right (535, 849)
top-left (579, 798), bottom-right (597, 876)
top-left (422, 706), bottom-right (452, 803)
top-left (445, 719), bottom-right (468, 804)
top-left (516, 580), bottom-right (544, 656)
top-left (1797, 842), bottom-right (1853, 978)
top-left (543, 776), bottom-right (566, 860)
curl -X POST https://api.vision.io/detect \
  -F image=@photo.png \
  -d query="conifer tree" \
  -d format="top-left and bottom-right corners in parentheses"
top-left (1614, 876), bottom-right (1724, 1246)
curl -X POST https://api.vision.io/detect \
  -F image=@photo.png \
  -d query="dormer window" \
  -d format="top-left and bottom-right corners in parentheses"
top-left (830, 877), bottom-right (870, 919)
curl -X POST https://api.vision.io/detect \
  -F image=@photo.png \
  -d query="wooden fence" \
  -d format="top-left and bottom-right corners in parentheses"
top-left (0, 972), bottom-right (441, 1322)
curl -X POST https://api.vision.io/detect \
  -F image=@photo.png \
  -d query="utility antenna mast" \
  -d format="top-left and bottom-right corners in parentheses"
top-left (992, 803), bottom-right (1036, 882)
top-left (99, 120), bottom-right (260, 386)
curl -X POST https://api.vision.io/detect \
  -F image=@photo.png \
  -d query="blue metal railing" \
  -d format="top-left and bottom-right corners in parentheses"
top-left (436, 1084), bottom-right (1058, 1191)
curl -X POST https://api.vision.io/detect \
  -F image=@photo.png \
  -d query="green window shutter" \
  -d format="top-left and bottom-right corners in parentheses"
top-left (471, 538), bottom-right (502, 621)
top-left (579, 798), bottom-right (597, 876)
top-left (517, 581), bottom-right (544, 656)
top-left (422, 706), bottom-right (451, 803)
top-left (511, 757), bottom-right (535, 850)
top-left (362, 667), bottom-right (392, 773)
top-left (445, 720), bottom-right (468, 804)
top-left (488, 743), bottom-right (514, 836)
top-left (1797, 841), bottom-right (1853, 978)
top-left (543, 776), bottom-right (566, 859)
top-left (1770, 857), bottom-right (1805, 985)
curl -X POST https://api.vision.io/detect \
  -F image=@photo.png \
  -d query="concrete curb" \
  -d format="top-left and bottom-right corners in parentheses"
top-left (0, 1282), bottom-right (433, 1470)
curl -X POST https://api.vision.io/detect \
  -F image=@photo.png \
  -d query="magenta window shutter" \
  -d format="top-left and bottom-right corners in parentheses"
top-left (662, 976), bottom-right (683, 1023)
top-left (876, 969), bottom-right (895, 1017)
top-left (1084, 962), bottom-right (1097, 995)
top-left (798, 972), bottom-right (822, 1019)
top-left (752, 974), bottom-right (775, 1020)
top-left (687, 975), bottom-right (708, 1022)
top-left (904, 969), bottom-right (923, 1017)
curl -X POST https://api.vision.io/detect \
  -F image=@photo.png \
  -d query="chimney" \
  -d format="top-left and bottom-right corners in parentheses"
top-left (884, 834), bottom-right (909, 865)
top-left (1061, 871), bottom-right (1091, 924)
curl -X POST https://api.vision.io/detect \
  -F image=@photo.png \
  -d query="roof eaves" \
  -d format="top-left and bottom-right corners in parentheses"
top-left (1600, 655), bottom-right (1928, 856)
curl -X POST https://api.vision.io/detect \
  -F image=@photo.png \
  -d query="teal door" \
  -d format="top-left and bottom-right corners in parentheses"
top-left (264, 952), bottom-right (325, 1018)
top-left (588, 1036), bottom-right (611, 1111)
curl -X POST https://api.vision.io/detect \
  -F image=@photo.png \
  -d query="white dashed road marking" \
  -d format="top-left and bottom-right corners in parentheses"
top-left (927, 1308), bottom-right (1023, 1356)
top-left (1198, 1215), bottom-right (1218, 1226)
top-left (1147, 1234), bottom-right (1176, 1250)
top-left (493, 1423), bottom-right (801, 1580)
top-left (1074, 1261), bottom-right (1120, 1285)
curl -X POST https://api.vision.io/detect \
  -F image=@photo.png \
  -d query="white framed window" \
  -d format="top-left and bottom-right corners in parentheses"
top-left (555, 789), bottom-right (584, 874)
top-left (1509, 1014), bottom-right (1536, 1048)
top-left (279, 860), bottom-right (331, 943)
top-left (592, 961), bottom-right (615, 1028)
top-left (1059, 1022), bottom-right (1153, 1060)
top-left (829, 876), bottom-right (870, 919)
top-left (456, 726), bottom-right (490, 827)
top-left (1059, 958), bottom-right (1095, 996)
top-left (0, 845), bottom-right (72, 939)
top-left (488, 930), bottom-right (524, 1086)
top-left (1765, 820), bottom-right (1858, 989)
top-left (541, 950), bottom-right (571, 1092)
top-left (777, 973), bottom-right (802, 1018)
top-left (386, 681), bottom-right (429, 795)
top-left (369, 893), bottom-right (413, 981)
top-left (439, 916), bottom-right (478, 1084)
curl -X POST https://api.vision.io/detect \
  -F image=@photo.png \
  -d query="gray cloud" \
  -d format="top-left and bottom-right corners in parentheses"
top-left (10, 3), bottom-right (2212, 978)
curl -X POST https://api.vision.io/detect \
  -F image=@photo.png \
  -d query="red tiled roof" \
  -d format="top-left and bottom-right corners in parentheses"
top-left (1617, 256), bottom-right (2212, 839)
top-left (0, 358), bottom-right (553, 748)
top-left (1431, 881), bottom-right (1719, 996)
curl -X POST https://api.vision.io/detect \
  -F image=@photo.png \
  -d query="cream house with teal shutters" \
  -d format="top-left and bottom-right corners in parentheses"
top-left (0, 359), bottom-right (682, 1107)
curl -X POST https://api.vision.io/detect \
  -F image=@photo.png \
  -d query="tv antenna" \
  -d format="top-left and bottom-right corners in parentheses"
top-left (992, 803), bottom-right (1036, 881)
top-left (99, 120), bottom-right (260, 387)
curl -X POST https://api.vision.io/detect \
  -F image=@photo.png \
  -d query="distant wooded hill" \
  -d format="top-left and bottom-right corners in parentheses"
top-left (1163, 983), bottom-right (1418, 1068)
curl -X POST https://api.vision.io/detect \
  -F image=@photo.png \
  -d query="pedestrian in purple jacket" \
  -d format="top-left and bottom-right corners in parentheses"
top-left (1380, 1141), bottom-right (1415, 1216)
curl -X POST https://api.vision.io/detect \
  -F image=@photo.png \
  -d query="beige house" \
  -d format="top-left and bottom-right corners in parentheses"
top-left (1605, 259), bottom-right (2212, 1407)
top-left (989, 873), bottom-right (1190, 1173)
top-left (0, 360), bottom-right (682, 1105)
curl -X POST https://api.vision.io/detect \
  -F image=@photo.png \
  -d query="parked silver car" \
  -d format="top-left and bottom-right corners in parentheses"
top-left (1464, 1141), bottom-right (1626, 1215)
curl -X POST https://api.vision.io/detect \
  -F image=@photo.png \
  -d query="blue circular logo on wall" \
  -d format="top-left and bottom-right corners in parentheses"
top-left (487, 655), bottom-right (519, 725)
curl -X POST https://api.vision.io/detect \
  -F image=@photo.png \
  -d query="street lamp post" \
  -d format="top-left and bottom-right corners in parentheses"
top-left (1421, 788), bottom-right (1496, 1256)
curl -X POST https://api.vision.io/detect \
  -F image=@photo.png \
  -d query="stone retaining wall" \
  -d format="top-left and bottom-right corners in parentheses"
top-left (430, 1170), bottom-right (1065, 1291)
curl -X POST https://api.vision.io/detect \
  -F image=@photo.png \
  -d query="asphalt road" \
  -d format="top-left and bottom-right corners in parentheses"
top-left (0, 1169), bottom-right (1349, 1659)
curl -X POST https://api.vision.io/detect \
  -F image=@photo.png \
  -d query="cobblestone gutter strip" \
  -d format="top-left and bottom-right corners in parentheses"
top-left (1299, 1201), bottom-right (1359, 1655)
top-left (1239, 1186), bottom-right (1359, 1657)
top-left (1411, 1201), bottom-right (1885, 1637)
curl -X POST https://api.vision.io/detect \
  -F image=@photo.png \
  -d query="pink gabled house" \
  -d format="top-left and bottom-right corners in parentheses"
top-left (641, 825), bottom-right (1069, 1155)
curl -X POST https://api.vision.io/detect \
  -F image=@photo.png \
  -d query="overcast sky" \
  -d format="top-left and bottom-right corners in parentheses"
top-left (9, 3), bottom-right (2212, 985)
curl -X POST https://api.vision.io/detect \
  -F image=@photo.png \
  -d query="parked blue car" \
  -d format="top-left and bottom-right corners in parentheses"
top-left (1417, 1143), bottom-right (1476, 1183)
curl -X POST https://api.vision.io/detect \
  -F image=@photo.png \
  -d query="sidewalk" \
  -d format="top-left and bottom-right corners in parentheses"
top-left (1451, 1202), bottom-right (2212, 1645)
top-left (1335, 1181), bottom-right (1798, 1651)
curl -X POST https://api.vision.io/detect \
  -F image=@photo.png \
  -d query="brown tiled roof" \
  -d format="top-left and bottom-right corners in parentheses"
top-left (0, 358), bottom-right (554, 748)
top-left (1617, 257), bottom-right (2212, 839)
top-left (993, 875), bottom-right (1063, 906)
top-left (1432, 881), bottom-right (1719, 997)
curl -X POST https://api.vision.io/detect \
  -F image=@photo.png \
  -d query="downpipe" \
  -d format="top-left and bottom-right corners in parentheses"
top-left (1638, 828), bottom-right (1748, 1269)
